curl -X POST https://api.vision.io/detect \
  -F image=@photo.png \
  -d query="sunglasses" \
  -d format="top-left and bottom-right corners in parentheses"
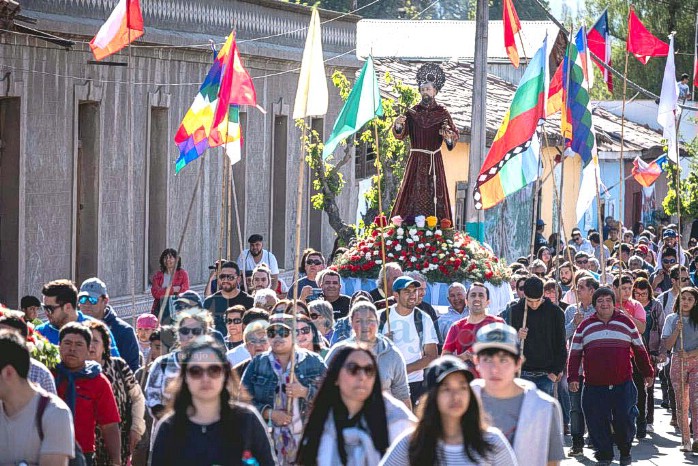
top-left (226, 318), bottom-right (242, 325)
top-left (248, 337), bottom-right (268, 346)
top-left (576, 259), bottom-right (589, 265)
top-left (296, 326), bottom-right (312, 336)
top-left (78, 295), bottom-right (99, 305)
top-left (267, 327), bottom-right (291, 339)
top-left (309, 313), bottom-right (321, 320)
top-left (343, 362), bottom-right (377, 377)
top-left (178, 327), bottom-right (204, 336)
top-left (305, 259), bottom-right (323, 266)
top-left (42, 303), bottom-right (64, 315)
top-left (680, 277), bottom-right (690, 282)
top-left (186, 365), bottom-right (224, 380)
top-left (572, 235), bottom-right (581, 240)
top-left (219, 274), bottom-right (237, 281)
top-left (663, 258), bottom-right (677, 264)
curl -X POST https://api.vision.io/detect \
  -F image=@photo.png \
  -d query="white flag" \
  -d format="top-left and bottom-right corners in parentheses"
top-left (657, 35), bottom-right (679, 162)
top-left (293, 8), bottom-right (329, 119)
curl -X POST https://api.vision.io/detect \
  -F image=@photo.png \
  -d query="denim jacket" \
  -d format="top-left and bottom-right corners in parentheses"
top-left (241, 348), bottom-right (326, 419)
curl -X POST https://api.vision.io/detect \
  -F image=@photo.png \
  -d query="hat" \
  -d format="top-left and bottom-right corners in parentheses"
top-left (78, 277), bottom-right (107, 300)
top-left (637, 244), bottom-right (649, 255)
top-left (136, 313), bottom-right (159, 329)
top-left (243, 320), bottom-right (270, 342)
top-left (522, 276), bottom-right (544, 299)
top-left (424, 356), bottom-right (474, 389)
top-left (392, 276), bottom-right (421, 292)
top-left (20, 295), bottom-right (41, 309)
top-left (268, 314), bottom-right (294, 330)
top-left (663, 229), bottom-right (678, 238)
top-left (472, 322), bottom-right (521, 356)
top-left (173, 290), bottom-right (203, 311)
top-left (248, 234), bottom-right (263, 243)
top-left (536, 219), bottom-right (546, 227)
top-left (574, 250), bottom-right (590, 259)
top-left (638, 236), bottom-right (650, 244)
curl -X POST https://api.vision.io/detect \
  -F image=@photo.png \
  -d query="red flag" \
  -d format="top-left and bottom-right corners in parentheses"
top-left (503, 0), bottom-right (521, 68)
top-left (694, 44), bottom-right (698, 87)
top-left (627, 8), bottom-right (669, 65)
top-left (587, 10), bottom-right (613, 92)
top-left (89, 0), bottom-right (144, 60)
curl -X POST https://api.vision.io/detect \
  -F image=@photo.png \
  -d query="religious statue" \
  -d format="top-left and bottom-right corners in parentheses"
top-left (391, 63), bottom-right (459, 223)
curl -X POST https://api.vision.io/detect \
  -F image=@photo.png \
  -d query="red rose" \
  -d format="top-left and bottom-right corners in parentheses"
top-left (432, 257), bottom-right (439, 264)
top-left (485, 271), bottom-right (494, 279)
top-left (371, 230), bottom-right (379, 237)
top-left (454, 258), bottom-right (462, 267)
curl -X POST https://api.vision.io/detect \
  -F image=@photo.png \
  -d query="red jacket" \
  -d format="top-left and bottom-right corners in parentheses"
top-left (150, 269), bottom-right (189, 310)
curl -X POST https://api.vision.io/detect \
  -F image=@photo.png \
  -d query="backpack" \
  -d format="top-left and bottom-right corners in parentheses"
top-left (36, 393), bottom-right (87, 466)
top-left (378, 307), bottom-right (424, 348)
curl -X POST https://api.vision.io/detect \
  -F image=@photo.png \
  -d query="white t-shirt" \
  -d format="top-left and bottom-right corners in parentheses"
top-left (379, 307), bottom-right (438, 382)
top-left (0, 391), bottom-right (75, 465)
top-left (226, 345), bottom-right (251, 367)
top-left (237, 249), bottom-right (279, 275)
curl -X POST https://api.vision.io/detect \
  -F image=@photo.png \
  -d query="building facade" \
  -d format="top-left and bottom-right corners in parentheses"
top-left (0, 0), bottom-right (361, 308)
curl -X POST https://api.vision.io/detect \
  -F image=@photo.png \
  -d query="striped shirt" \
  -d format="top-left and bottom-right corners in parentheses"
top-left (567, 310), bottom-right (653, 386)
top-left (379, 427), bottom-right (518, 466)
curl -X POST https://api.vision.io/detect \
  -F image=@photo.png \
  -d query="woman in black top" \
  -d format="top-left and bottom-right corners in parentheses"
top-left (151, 337), bottom-right (276, 465)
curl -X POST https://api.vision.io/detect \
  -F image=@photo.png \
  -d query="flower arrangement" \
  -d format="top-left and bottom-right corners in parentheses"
top-left (333, 217), bottom-right (510, 285)
top-left (27, 327), bottom-right (60, 369)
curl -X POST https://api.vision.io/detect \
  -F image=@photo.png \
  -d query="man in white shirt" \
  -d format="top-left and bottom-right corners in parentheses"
top-left (237, 234), bottom-right (279, 289)
top-left (379, 276), bottom-right (438, 406)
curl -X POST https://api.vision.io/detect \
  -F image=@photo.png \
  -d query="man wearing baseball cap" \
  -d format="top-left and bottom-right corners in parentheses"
top-left (78, 277), bottom-right (141, 372)
top-left (237, 234), bottom-right (280, 289)
top-left (378, 275), bottom-right (439, 405)
top-left (472, 322), bottom-right (565, 466)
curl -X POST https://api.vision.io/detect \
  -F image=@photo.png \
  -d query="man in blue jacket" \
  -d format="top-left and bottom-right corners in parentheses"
top-left (78, 277), bottom-right (140, 372)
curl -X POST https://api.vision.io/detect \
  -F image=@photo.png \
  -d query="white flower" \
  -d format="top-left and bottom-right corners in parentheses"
top-left (373, 250), bottom-right (379, 256)
top-left (386, 239), bottom-right (393, 246)
top-left (388, 252), bottom-right (395, 258)
top-left (435, 229), bottom-right (442, 235)
top-left (409, 228), bottom-right (418, 236)
top-left (395, 245), bottom-right (402, 252)
top-left (410, 256), bottom-right (417, 262)
top-left (425, 230), bottom-right (433, 237)
top-left (417, 243), bottom-right (425, 249)
top-left (35, 340), bottom-right (44, 351)
top-left (454, 248), bottom-right (460, 254)
top-left (397, 227), bottom-right (405, 236)
top-left (406, 238), bottom-right (414, 244)
top-left (376, 259), bottom-right (382, 265)
top-left (438, 253), bottom-right (445, 259)
top-left (365, 252), bottom-right (372, 260)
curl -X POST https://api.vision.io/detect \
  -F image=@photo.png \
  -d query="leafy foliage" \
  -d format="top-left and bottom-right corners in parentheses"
top-left (662, 140), bottom-right (698, 222)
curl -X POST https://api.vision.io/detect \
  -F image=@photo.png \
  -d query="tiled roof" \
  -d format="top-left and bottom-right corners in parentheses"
top-left (374, 58), bottom-right (664, 155)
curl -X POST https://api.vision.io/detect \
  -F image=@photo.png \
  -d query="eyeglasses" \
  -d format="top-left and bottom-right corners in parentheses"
top-left (219, 274), bottom-right (237, 281)
top-left (663, 258), bottom-right (677, 264)
top-left (178, 327), bottom-right (204, 336)
top-left (305, 259), bottom-right (323, 266)
top-left (186, 365), bottom-right (224, 380)
top-left (248, 337), bottom-right (268, 346)
top-left (267, 327), bottom-right (291, 339)
top-left (296, 326), bottom-right (312, 336)
top-left (42, 303), bottom-right (64, 315)
top-left (343, 362), bottom-right (376, 377)
top-left (226, 318), bottom-right (242, 325)
top-left (309, 313), bottom-right (321, 320)
top-left (78, 296), bottom-right (99, 305)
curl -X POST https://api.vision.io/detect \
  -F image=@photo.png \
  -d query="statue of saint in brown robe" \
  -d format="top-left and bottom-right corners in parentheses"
top-left (391, 90), bottom-right (458, 223)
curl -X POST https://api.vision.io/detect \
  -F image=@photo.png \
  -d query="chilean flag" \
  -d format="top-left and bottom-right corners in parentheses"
top-left (632, 155), bottom-right (668, 187)
top-left (89, 0), bottom-right (144, 60)
top-left (587, 10), bottom-right (613, 92)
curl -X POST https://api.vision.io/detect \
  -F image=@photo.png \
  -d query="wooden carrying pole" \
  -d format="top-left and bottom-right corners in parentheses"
top-left (617, 42), bottom-right (630, 271)
top-left (375, 122), bottom-right (391, 333)
top-left (229, 163), bottom-right (248, 293)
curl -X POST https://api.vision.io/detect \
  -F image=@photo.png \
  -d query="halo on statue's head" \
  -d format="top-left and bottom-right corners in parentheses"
top-left (416, 63), bottom-right (446, 92)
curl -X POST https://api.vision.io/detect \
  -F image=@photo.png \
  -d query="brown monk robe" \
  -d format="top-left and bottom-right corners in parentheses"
top-left (391, 95), bottom-right (459, 223)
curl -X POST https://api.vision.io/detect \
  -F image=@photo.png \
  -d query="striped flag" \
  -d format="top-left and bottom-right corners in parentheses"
top-left (503, 0), bottom-right (522, 68)
top-left (89, 0), bottom-right (144, 60)
top-left (632, 155), bottom-right (668, 187)
top-left (587, 9), bottom-right (613, 92)
top-left (474, 37), bottom-right (548, 210)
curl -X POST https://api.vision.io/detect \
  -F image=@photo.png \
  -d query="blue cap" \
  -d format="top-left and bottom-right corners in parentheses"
top-left (663, 229), bottom-right (677, 238)
top-left (472, 322), bottom-right (520, 356)
top-left (536, 219), bottom-right (546, 227)
top-left (78, 278), bottom-right (108, 300)
top-left (392, 275), bottom-right (421, 292)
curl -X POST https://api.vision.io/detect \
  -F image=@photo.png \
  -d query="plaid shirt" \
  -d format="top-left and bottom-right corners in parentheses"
top-left (29, 358), bottom-right (56, 394)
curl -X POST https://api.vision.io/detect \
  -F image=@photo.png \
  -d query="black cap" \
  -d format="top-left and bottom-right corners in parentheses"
top-left (248, 234), bottom-right (263, 243)
top-left (523, 276), bottom-right (544, 299)
top-left (424, 356), bottom-right (474, 390)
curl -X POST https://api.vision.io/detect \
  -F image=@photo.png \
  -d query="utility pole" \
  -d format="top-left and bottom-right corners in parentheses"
top-left (466, 0), bottom-right (488, 240)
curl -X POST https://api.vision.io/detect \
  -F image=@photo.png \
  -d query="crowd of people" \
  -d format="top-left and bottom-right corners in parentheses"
top-left (2, 224), bottom-right (698, 466)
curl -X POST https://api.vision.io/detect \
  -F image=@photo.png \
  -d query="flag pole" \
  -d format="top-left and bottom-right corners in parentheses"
top-left (127, 27), bottom-right (137, 321)
top-left (230, 164), bottom-right (248, 293)
top-left (373, 119), bottom-right (391, 333)
top-left (618, 8), bottom-right (631, 270)
top-left (287, 118), bottom-right (308, 413)
top-left (218, 162), bottom-right (228, 270)
top-left (694, 12), bottom-right (698, 100)
top-left (227, 165), bottom-right (233, 259)
top-left (529, 155), bottom-right (543, 260)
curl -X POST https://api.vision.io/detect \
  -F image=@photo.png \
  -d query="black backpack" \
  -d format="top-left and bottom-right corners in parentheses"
top-left (378, 308), bottom-right (425, 348)
top-left (36, 393), bottom-right (87, 466)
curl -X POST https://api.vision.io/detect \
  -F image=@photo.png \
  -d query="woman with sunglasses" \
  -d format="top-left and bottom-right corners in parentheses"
top-left (296, 345), bottom-right (416, 466)
top-left (379, 356), bottom-right (517, 466)
top-left (85, 320), bottom-right (146, 466)
top-left (241, 314), bottom-right (327, 465)
top-left (151, 337), bottom-right (276, 465)
top-left (661, 286), bottom-right (698, 452)
top-left (288, 249), bottom-right (326, 301)
top-left (145, 310), bottom-right (211, 423)
top-left (150, 248), bottom-right (190, 315)
top-left (296, 315), bottom-right (327, 356)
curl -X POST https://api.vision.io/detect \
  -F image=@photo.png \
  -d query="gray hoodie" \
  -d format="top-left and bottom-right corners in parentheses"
top-left (325, 334), bottom-right (410, 403)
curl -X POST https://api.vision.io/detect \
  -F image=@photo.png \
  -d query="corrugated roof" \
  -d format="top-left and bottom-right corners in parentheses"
top-left (374, 58), bottom-right (664, 155)
top-left (357, 20), bottom-right (559, 61)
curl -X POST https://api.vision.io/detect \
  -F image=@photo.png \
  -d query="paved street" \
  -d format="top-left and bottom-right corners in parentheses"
top-left (562, 382), bottom-right (697, 465)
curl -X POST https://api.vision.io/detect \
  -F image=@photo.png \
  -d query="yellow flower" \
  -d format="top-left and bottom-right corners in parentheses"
top-left (426, 216), bottom-right (438, 228)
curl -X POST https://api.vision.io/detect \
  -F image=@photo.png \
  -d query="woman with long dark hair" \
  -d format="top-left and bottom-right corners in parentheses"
top-left (661, 286), bottom-right (698, 452)
top-left (379, 356), bottom-right (516, 466)
top-left (85, 320), bottom-right (146, 466)
top-left (151, 337), bottom-right (276, 465)
top-left (296, 345), bottom-right (415, 466)
top-left (150, 248), bottom-right (190, 317)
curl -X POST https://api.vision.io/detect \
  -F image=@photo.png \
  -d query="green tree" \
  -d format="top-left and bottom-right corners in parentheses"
top-left (662, 140), bottom-right (698, 235)
top-left (298, 70), bottom-right (419, 245)
top-left (583, 1), bottom-right (698, 97)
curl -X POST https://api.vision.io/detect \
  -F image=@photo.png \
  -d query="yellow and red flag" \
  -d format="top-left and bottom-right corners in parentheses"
top-left (503, 0), bottom-right (522, 68)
